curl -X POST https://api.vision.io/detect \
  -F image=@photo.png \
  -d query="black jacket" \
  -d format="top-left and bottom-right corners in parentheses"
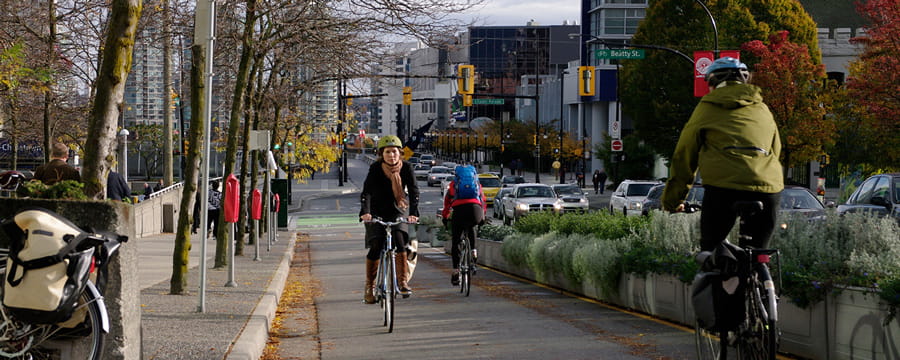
top-left (360, 160), bottom-right (419, 246)
top-left (106, 172), bottom-right (131, 201)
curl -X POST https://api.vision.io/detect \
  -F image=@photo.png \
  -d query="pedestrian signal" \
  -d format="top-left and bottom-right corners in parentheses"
top-left (578, 66), bottom-right (595, 96)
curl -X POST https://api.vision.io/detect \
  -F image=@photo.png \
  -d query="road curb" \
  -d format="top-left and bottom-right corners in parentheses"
top-left (225, 234), bottom-right (297, 360)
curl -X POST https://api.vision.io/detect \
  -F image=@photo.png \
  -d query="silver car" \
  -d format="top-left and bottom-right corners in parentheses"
top-left (609, 179), bottom-right (661, 216)
top-left (501, 183), bottom-right (562, 225)
top-left (551, 184), bottom-right (589, 213)
top-left (426, 166), bottom-right (452, 187)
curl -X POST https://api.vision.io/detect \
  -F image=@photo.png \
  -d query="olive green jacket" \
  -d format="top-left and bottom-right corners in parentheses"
top-left (662, 82), bottom-right (784, 211)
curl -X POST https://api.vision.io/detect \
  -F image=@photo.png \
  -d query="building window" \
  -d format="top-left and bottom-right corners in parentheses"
top-left (604, 0), bottom-right (646, 3)
top-left (600, 8), bottom-right (645, 35)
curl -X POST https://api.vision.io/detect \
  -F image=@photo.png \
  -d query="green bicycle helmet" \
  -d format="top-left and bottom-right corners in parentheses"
top-left (377, 135), bottom-right (403, 150)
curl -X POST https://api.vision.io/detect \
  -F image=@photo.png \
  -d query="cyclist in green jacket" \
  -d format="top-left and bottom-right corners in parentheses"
top-left (662, 57), bottom-right (783, 251)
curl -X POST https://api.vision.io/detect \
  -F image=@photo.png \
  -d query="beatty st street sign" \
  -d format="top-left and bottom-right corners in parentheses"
top-left (594, 49), bottom-right (646, 60)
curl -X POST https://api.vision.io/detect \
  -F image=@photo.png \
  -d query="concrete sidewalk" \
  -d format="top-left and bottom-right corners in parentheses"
top-left (138, 171), bottom-right (359, 360)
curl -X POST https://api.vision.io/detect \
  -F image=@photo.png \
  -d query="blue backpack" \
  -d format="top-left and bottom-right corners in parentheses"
top-left (453, 165), bottom-right (479, 200)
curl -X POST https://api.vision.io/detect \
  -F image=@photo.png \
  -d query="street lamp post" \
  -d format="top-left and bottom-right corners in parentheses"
top-left (559, 70), bottom-right (567, 184)
top-left (119, 128), bottom-right (130, 182)
top-left (482, 133), bottom-right (488, 164)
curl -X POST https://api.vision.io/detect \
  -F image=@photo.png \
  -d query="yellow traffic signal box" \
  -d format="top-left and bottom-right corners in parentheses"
top-left (578, 66), bottom-right (595, 96)
top-left (402, 87), bottom-right (412, 105)
top-left (458, 64), bottom-right (475, 94)
top-left (463, 94), bottom-right (472, 107)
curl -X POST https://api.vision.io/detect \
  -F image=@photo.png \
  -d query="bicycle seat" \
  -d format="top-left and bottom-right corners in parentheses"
top-left (731, 201), bottom-right (763, 216)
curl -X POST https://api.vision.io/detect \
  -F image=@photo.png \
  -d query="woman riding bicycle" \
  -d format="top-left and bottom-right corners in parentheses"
top-left (662, 57), bottom-right (783, 251)
top-left (359, 135), bottom-right (420, 303)
top-left (441, 165), bottom-right (486, 286)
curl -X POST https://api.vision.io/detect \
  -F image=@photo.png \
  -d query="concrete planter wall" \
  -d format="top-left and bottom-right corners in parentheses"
top-left (0, 198), bottom-right (139, 360)
top-left (479, 237), bottom-right (900, 360)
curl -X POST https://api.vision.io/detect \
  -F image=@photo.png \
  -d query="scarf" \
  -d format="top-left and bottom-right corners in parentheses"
top-left (381, 160), bottom-right (407, 209)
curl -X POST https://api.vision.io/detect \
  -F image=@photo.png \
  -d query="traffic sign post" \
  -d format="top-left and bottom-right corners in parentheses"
top-left (611, 139), bottom-right (623, 152)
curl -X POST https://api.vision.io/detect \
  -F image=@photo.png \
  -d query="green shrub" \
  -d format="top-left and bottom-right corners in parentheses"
top-left (18, 180), bottom-right (87, 200)
top-left (572, 236), bottom-right (633, 295)
top-left (479, 224), bottom-right (515, 242)
top-left (500, 232), bottom-right (535, 267)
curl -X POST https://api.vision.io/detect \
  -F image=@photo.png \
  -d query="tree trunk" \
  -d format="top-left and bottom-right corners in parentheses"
top-left (216, 0), bottom-right (257, 268)
top-left (170, 44), bottom-right (206, 294)
top-left (42, 0), bottom-right (56, 164)
top-left (81, 0), bottom-right (142, 199)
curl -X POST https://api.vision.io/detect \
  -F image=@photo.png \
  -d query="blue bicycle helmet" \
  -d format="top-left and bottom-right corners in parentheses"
top-left (705, 57), bottom-right (750, 87)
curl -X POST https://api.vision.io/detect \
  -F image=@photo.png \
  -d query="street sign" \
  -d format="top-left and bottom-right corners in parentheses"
top-left (472, 98), bottom-right (504, 105)
top-left (611, 139), bottom-right (623, 152)
top-left (595, 49), bottom-right (645, 60)
top-left (610, 120), bottom-right (621, 139)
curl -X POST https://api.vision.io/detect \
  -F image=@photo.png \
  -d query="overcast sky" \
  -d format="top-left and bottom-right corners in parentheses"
top-left (459, 0), bottom-right (581, 27)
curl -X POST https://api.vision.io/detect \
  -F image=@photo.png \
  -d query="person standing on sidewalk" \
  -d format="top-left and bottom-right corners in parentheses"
top-left (359, 135), bottom-right (420, 303)
top-left (34, 142), bottom-right (81, 185)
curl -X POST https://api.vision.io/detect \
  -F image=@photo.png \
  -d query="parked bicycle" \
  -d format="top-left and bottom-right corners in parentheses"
top-left (692, 201), bottom-right (781, 360)
top-left (364, 217), bottom-right (414, 333)
top-left (457, 232), bottom-right (476, 297)
top-left (0, 207), bottom-right (127, 360)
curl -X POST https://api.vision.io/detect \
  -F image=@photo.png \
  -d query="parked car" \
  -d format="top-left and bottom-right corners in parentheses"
top-left (501, 175), bottom-right (526, 187)
top-left (609, 180), bottom-right (662, 216)
top-left (413, 163), bottom-right (431, 181)
top-left (641, 184), bottom-right (705, 216)
top-left (426, 166), bottom-right (452, 187)
top-left (837, 173), bottom-right (900, 222)
top-left (419, 154), bottom-right (436, 166)
top-left (501, 183), bottom-right (562, 225)
top-left (493, 188), bottom-right (513, 219)
top-left (479, 174), bottom-right (502, 205)
top-left (408, 156), bottom-right (420, 165)
top-left (551, 183), bottom-right (589, 213)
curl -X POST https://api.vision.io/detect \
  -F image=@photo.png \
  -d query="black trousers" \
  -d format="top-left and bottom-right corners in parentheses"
top-left (699, 185), bottom-right (781, 251)
top-left (451, 203), bottom-right (484, 269)
top-left (366, 228), bottom-right (409, 260)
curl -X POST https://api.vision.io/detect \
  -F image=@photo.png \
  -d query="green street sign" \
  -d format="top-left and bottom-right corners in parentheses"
top-left (594, 49), bottom-right (646, 60)
top-left (472, 98), bottom-right (504, 105)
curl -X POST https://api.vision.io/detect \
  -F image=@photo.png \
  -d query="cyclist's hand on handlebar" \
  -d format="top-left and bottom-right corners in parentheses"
top-left (672, 203), bottom-right (686, 213)
top-left (407, 215), bottom-right (419, 224)
top-left (360, 213), bottom-right (372, 222)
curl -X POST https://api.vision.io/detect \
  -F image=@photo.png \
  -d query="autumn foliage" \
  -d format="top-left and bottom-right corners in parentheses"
top-left (842, 0), bottom-right (900, 169)
top-left (742, 31), bottom-right (834, 168)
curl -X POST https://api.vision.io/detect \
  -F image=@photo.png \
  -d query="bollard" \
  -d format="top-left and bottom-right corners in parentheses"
top-left (251, 189), bottom-right (262, 261)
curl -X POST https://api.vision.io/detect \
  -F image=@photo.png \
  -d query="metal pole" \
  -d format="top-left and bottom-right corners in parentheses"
top-left (194, 0), bottom-right (217, 314)
top-left (253, 218), bottom-right (261, 261)
top-left (225, 222), bottom-right (237, 287)
top-left (559, 70), bottom-right (565, 184)
top-left (693, 0), bottom-right (719, 58)
top-left (534, 37), bottom-right (541, 183)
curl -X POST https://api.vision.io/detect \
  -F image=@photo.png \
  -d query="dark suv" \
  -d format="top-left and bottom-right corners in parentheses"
top-left (837, 173), bottom-right (900, 222)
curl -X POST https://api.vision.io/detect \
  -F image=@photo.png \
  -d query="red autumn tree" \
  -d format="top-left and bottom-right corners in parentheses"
top-left (741, 31), bottom-right (835, 169)
top-left (842, 0), bottom-right (900, 170)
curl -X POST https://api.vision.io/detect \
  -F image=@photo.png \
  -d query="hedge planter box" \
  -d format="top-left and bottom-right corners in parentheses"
top-left (779, 299), bottom-right (829, 360)
top-left (827, 287), bottom-right (900, 360)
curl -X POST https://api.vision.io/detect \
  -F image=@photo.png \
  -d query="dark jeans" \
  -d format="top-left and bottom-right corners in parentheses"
top-left (699, 185), bottom-right (781, 251)
top-left (451, 203), bottom-right (484, 269)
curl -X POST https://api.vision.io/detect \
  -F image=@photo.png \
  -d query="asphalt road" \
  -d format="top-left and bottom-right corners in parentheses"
top-left (262, 160), bottom-right (706, 360)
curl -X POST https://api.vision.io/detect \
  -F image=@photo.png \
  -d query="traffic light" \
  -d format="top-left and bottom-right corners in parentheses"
top-left (346, 93), bottom-right (353, 106)
top-left (402, 87), bottom-right (412, 105)
top-left (463, 94), bottom-right (472, 107)
top-left (578, 66), bottom-right (595, 96)
top-left (458, 64), bottom-right (475, 94)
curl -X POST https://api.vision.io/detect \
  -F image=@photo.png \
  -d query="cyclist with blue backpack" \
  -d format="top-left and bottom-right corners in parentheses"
top-left (441, 165), bottom-right (486, 286)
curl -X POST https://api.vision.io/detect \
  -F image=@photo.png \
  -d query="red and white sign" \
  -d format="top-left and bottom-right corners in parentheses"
top-left (694, 50), bottom-right (740, 97)
top-left (359, 129), bottom-right (366, 139)
top-left (611, 139), bottom-right (623, 152)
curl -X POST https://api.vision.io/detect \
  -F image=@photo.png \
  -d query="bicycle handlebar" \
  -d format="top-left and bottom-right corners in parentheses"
top-left (363, 217), bottom-right (418, 227)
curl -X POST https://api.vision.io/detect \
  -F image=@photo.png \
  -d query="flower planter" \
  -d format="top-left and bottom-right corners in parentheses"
top-left (651, 273), bottom-right (689, 324)
top-left (777, 299), bottom-right (829, 360)
top-left (826, 287), bottom-right (900, 360)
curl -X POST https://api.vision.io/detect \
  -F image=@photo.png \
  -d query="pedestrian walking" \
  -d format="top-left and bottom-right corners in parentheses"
top-left (207, 180), bottom-right (222, 238)
top-left (594, 168), bottom-right (608, 194)
top-left (107, 171), bottom-right (131, 201)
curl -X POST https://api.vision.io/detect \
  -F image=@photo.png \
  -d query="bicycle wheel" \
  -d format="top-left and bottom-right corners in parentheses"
top-left (736, 278), bottom-right (777, 360)
top-left (0, 289), bottom-right (106, 360)
top-left (694, 323), bottom-right (724, 360)
top-left (458, 238), bottom-right (470, 296)
top-left (383, 251), bottom-right (395, 333)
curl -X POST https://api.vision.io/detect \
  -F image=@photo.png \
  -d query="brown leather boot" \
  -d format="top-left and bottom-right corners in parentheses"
top-left (395, 251), bottom-right (411, 298)
top-left (364, 259), bottom-right (378, 304)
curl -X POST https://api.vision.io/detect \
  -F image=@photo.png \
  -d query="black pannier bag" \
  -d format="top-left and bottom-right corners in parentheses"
top-left (2, 208), bottom-right (95, 324)
top-left (691, 240), bottom-right (749, 332)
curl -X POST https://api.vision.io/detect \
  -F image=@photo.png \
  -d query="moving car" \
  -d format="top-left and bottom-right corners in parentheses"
top-left (413, 163), bottom-right (431, 181)
top-left (609, 180), bottom-right (662, 216)
top-left (780, 185), bottom-right (832, 221)
top-left (426, 166), bottom-right (452, 187)
top-left (493, 188), bottom-right (513, 219)
top-left (837, 173), bottom-right (900, 222)
top-left (501, 175), bottom-right (526, 187)
top-left (419, 154), bottom-right (436, 166)
top-left (551, 183), bottom-right (589, 213)
top-left (478, 173), bottom-right (502, 205)
top-left (641, 184), bottom-right (705, 216)
top-left (501, 183), bottom-right (561, 225)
